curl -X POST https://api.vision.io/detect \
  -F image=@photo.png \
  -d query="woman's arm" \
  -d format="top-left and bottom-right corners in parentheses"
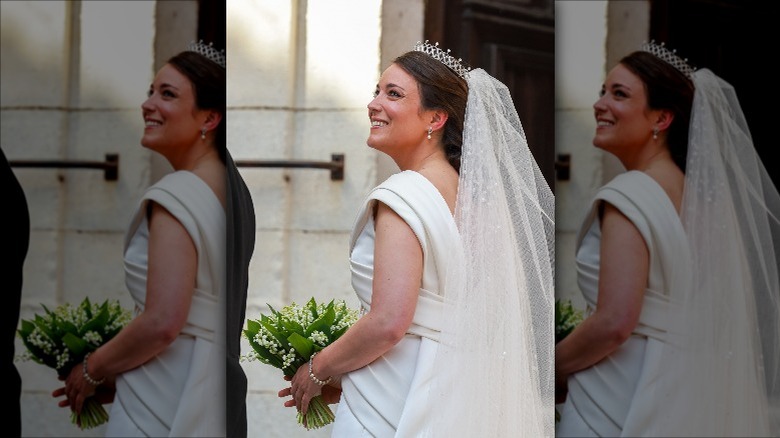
top-left (555, 203), bottom-right (648, 385)
top-left (288, 201), bottom-right (423, 414)
top-left (62, 202), bottom-right (197, 412)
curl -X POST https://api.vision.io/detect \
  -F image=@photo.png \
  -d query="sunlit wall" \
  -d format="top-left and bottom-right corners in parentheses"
top-left (226, 1), bottom-right (392, 436)
top-left (1, 1), bottom-right (160, 436)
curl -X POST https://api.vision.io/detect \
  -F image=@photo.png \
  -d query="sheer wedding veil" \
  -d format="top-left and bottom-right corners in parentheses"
top-left (653, 67), bottom-right (780, 435)
top-left (423, 67), bottom-right (555, 436)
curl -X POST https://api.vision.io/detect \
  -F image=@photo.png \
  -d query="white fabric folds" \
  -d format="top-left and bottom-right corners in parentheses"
top-left (108, 171), bottom-right (226, 437)
top-left (557, 172), bottom-right (691, 437)
top-left (651, 69), bottom-right (780, 437)
top-left (424, 69), bottom-right (556, 437)
top-left (332, 171), bottom-right (460, 436)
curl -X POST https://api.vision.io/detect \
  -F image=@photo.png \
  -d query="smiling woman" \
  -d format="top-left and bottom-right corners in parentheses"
top-left (555, 45), bottom-right (780, 437)
top-left (52, 43), bottom-right (231, 437)
top-left (278, 42), bottom-right (555, 437)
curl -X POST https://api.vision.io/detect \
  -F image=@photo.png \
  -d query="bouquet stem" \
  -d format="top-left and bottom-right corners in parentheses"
top-left (297, 396), bottom-right (335, 430)
top-left (71, 397), bottom-right (109, 430)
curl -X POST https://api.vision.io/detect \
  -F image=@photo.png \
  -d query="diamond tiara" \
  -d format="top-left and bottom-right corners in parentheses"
top-left (640, 40), bottom-right (695, 79)
top-left (187, 40), bottom-right (226, 69)
top-left (413, 40), bottom-right (471, 79)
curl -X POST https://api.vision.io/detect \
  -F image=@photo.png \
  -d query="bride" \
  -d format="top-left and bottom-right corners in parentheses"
top-left (281, 42), bottom-right (555, 437)
top-left (555, 43), bottom-right (780, 437)
top-left (55, 42), bottom-right (233, 437)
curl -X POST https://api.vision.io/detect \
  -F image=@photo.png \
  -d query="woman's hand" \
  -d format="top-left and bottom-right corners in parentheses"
top-left (53, 376), bottom-right (116, 410)
top-left (52, 364), bottom-right (97, 414)
top-left (279, 374), bottom-right (342, 410)
top-left (287, 363), bottom-right (324, 415)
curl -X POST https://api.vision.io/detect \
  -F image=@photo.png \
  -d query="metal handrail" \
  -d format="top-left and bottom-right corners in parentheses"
top-left (236, 153), bottom-right (344, 181)
top-left (8, 152), bottom-right (346, 182)
top-left (9, 153), bottom-right (119, 181)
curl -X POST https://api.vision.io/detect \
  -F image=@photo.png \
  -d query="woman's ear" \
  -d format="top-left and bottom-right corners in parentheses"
top-left (429, 110), bottom-right (449, 132)
top-left (655, 109), bottom-right (674, 132)
top-left (203, 110), bottom-right (222, 132)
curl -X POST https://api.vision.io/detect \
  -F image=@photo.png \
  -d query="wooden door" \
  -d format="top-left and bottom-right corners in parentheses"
top-left (425, 0), bottom-right (556, 190)
top-left (651, 0), bottom-right (777, 189)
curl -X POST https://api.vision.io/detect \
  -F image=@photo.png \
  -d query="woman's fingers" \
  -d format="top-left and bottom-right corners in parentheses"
top-left (278, 385), bottom-right (298, 409)
top-left (53, 387), bottom-right (72, 408)
top-left (300, 393), bottom-right (310, 415)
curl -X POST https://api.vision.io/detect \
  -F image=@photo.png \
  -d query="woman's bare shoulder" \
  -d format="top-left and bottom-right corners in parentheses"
top-left (417, 162), bottom-right (458, 215)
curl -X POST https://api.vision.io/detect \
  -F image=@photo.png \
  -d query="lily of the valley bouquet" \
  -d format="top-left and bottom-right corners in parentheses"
top-left (555, 298), bottom-right (584, 344)
top-left (554, 298), bottom-right (585, 422)
top-left (17, 297), bottom-right (132, 429)
top-left (243, 298), bottom-right (359, 430)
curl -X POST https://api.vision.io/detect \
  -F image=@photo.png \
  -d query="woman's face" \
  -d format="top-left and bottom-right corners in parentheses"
top-left (367, 63), bottom-right (432, 154)
top-left (592, 63), bottom-right (658, 154)
top-left (141, 64), bottom-right (206, 153)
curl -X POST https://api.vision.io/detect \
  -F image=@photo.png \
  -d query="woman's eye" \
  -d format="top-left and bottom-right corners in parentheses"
top-left (162, 90), bottom-right (175, 98)
top-left (598, 89), bottom-right (605, 98)
top-left (373, 89), bottom-right (379, 98)
top-left (147, 89), bottom-right (153, 98)
top-left (614, 90), bottom-right (626, 98)
top-left (388, 90), bottom-right (401, 98)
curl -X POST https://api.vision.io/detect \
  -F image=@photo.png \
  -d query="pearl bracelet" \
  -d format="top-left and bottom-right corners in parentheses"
top-left (82, 352), bottom-right (106, 386)
top-left (308, 351), bottom-right (332, 386)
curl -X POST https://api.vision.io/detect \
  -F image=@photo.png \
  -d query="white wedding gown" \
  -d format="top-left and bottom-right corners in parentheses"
top-left (106, 171), bottom-right (226, 437)
top-left (556, 171), bottom-right (692, 437)
top-left (331, 171), bottom-right (461, 437)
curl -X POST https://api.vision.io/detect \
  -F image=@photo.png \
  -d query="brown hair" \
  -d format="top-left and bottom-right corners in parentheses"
top-left (167, 50), bottom-right (226, 164)
top-left (620, 51), bottom-right (695, 172)
top-left (393, 51), bottom-right (469, 173)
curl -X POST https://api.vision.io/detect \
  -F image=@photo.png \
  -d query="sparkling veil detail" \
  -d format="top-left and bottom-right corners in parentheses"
top-left (655, 69), bottom-right (780, 436)
top-left (423, 69), bottom-right (555, 437)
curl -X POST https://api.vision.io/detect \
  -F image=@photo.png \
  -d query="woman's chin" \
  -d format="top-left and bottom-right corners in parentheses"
top-left (592, 135), bottom-right (608, 150)
top-left (140, 136), bottom-right (161, 152)
top-left (366, 137), bottom-right (382, 151)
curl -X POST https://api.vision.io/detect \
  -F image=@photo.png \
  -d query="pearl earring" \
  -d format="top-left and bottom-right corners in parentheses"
top-left (201, 128), bottom-right (207, 140)
top-left (652, 127), bottom-right (659, 140)
top-left (427, 127), bottom-right (433, 140)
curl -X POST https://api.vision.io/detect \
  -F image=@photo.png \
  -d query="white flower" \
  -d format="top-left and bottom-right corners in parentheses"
top-left (83, 331), bottom-right (102, 346)
top-left (309, 330), bottom-right (329, 347)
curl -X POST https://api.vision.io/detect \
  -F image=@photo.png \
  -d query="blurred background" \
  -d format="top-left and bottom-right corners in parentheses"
top-left (3, 0), bottom-right (554, 436)
top-left (8, 0), bottom-right (771, 436)
top-left (554, 0), bottom-right (776, 307)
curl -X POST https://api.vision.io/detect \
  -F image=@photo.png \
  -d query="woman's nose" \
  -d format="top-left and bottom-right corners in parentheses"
top-left (593, 93), bottom-right (607, 111)
top-left (367, 95), bottom-right (381, 113)
top-left (141, 95), bottom-right (154, 112)
top-left (593, 94), bottom-right (607, 112)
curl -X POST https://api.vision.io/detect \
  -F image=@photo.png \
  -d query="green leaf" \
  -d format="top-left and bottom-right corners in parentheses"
top-left (33, 317), bottom-right (58, 342)
top-left (307, 298), bottom-right (319, 318)
top-left (58, 320), bottom-right (79, 335)
top-left (62, 332), bottom-right (88, 356)
top-left (306, 305), bottom-right (336, 336)
top-left (246, 319), bottom-right (261, 334)
top-left (82, 307), bottom-right (110, 335)
top-left (17, 319), bottom-right (35, 338)
top-left (82, 297), bottom-right (94, 320)
top-left (260, 319), bottom-right (289, 348)
top-left (251, 344), bottom-right (284, 368)
top-left (280, 318), bottom-right (305, 337)
top-left (287, 332), bottom-right (314, 359)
